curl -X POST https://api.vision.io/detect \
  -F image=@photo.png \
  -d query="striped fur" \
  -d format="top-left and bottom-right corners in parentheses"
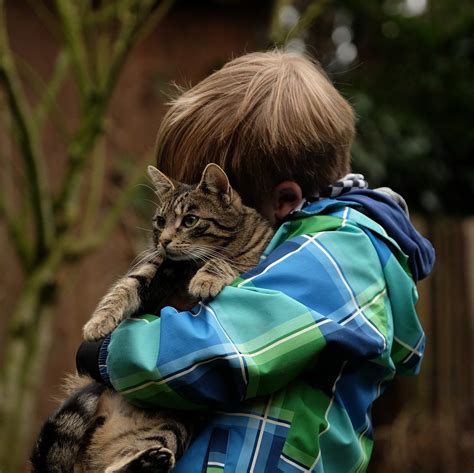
top-left (31, 375), bottom-right (193, 472)
top-left (35, 164), bottom-right (273, 471)
top-left (83, 164), bottom-right (274, 341)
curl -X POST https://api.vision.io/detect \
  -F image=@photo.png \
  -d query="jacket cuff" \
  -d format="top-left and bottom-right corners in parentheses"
top-left (76, 337), bottom-right (111, 386)
top-left (98, 335), bottom-right (112, 386)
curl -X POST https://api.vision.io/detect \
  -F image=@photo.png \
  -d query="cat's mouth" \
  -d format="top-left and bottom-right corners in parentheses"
top-left (164, 249), bottom-right (192, 261)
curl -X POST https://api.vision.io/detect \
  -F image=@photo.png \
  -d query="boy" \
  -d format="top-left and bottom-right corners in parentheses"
top-left (78, 50), bottom-right (434, 471)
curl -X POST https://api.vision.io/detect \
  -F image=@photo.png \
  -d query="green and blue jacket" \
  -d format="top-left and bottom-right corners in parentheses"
top-left (98, 196), bottom-right (433, 472)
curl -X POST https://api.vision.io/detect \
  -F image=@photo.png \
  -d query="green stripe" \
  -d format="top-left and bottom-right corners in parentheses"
top-left (245, 325), bottom-right (326, 398)
top-left (281, 383), bottom-right (332, 468)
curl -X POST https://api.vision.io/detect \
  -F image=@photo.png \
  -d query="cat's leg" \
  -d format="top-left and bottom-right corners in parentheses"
top-left (188, 258), bottom-right (238, 299)
top-left (83, 254), bottom-right (163, 341)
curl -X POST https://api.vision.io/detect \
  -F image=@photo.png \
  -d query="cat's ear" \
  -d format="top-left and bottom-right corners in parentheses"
top-left (198, 164), bottom-right (232, 202)
top-left (147, 166), bottom-right (175, 195)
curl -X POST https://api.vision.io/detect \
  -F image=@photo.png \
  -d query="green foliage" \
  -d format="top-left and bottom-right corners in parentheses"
top-left (272, 0), bottom-right (474, 214)
top-left (333, 0), bottom-right (474, 214)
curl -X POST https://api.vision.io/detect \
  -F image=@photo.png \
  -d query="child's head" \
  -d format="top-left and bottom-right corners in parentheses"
top-left (155, 50), bottom-right (355, 216)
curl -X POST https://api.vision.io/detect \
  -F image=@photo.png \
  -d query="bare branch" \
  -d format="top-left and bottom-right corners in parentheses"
top-left (35, 50), bottom-right (70, 131)
top-left (269, 0), bottom-right (328, 46)
top-left (55, 0), bottom-right (175, 231)
top-left (0, 1), bottom-right (55, 259)
top-left (65, 159), bottom-right (149, 258)
top-left (100, 0), bottom-right (156, 99)
top-left (82, 138), bottom-right (106, 233)
top-left (0, 196), bottom-right (32, 270)
top-left (54, 0), bottom-right (91, 98)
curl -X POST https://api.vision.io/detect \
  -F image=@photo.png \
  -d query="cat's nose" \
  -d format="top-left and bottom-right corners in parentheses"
top-left (160, 236), bottom-right (172, 247)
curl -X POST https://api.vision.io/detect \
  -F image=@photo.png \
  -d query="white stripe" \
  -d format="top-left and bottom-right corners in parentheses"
top-left (393, 335), bottom-right (423, 358)
top-left (399, 333), bottom-right (424, 363)
top-left (128, 317), bottom-right (151, 323)
top-left (204, 303), bottom-right (248, 385)
top-left (341, 206), bottom-right (350, 227)
top-left (249, 319), bottom-right (331, 358)
top-left (354, 423), bottom-right (371, 473)
top-left (249, 394), bottom-right (273, 473)
top-left (310, 361), bottom-right (347, 471)
top-left (207, 462), bottom-right (225, 468)
top-left (280, 454), bottom-right (310, 472)
top-left (340, 289), bottom-right (387, 326)
top-left (121, 320), bottom-right (331, 395)
top-left (121, 353), bottom-right (242, 394)
top-left (215, 411), bottom-right (290, 428)
top-left (307, 236), bottom-right (387, 351)
top-left (237, 232), bottom-right (326, 288)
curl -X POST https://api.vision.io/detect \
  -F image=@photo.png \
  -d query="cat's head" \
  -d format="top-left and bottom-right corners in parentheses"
top-left (147, 164), bottom-right (243, 262)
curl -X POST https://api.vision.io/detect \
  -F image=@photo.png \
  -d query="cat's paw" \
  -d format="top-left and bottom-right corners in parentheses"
top-left (83, 315), bottom-right (119, 341)
top-left (188, 273), bottom-right (225, 299)
top-left (106, 446), bottom-right (175, 473)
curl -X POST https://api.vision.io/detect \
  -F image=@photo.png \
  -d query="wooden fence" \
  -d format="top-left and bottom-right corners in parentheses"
top-left (371, 217), bottom-right (474, 472)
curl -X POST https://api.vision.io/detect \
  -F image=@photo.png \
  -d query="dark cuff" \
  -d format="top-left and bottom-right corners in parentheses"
top-left (76, 339), bottom-right (105, 383)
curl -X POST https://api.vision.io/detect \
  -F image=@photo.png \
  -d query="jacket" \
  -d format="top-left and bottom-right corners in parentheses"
top-left (98, 197), bottom-right (434, 472)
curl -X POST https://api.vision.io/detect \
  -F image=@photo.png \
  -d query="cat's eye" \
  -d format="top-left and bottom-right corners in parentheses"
top-left (154, 216), bottom-right (166, 228)
top-left (182, 214), bottom-right (199, 228)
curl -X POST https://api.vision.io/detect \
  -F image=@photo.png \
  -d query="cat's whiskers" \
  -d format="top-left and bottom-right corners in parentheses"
top-left (128, 248), bottom-right (161, 273)
top-left (143, 198), bottom-right (161, 209)
top-left (136, 226), bottom-right (153, 233)
top-left (135, 183), bottom-right (160, 195)
top-left (190, 247), bottom-right (244, 273)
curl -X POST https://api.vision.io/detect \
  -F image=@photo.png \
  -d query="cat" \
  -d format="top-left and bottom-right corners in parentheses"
top-left (31, 163), bottom-right (274, 472)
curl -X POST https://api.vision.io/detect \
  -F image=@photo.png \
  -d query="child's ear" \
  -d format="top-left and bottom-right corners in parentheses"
top-left (198, 164), bottom-right (232, 201)
top-left (273, 181), bottom-right (303, 222)
top-left (147, 166), bottom-right (175, 195)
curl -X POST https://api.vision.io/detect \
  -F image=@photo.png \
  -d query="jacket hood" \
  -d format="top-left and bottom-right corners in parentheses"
top-left (333, 189), bottom-right (435, 282)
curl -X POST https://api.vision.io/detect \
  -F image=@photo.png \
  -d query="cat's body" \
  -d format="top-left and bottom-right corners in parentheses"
top-left (32, 164), bottom-right (274, 472)
top-left (31, 374), bottom-right (191, 473)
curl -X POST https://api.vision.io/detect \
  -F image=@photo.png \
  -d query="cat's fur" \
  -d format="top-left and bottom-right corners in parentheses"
top-left (32, 164), bottom-right (274, 472)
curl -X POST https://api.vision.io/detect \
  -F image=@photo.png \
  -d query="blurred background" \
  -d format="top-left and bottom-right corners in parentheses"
top-left (0, 0), bottom-right (472, 471)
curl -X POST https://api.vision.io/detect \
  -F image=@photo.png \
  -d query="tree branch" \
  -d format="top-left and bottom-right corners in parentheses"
top-left (269, 0), bottom-right (328, 46)
top-left (0, 196), bottom-right (32, 270)
top-left (54, 0), bottom-right (173, 231)
top-left (35, 49), bottom-right (70, 131)
top-left (65, 159), bottom-right (148, 258)
top-left (0, 0), bottom-right (55, 259)
top-left (54, 0), bottom-right (91, 98)
top-left (100, 0), bottom-right (155, 100)
top-left (82, 138), bottom-right (106, 233)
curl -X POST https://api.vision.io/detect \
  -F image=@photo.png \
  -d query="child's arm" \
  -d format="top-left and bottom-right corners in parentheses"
top-left (83, 210), bottom-right (423, 410)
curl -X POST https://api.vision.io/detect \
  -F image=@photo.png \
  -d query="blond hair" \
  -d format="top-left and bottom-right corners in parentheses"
top-left (155, 50), bottom-right (355, 206)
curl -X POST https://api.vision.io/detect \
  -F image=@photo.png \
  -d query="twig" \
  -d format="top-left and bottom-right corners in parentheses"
top-left (269, 0), bottom-right (328, 46)
top-left (100, 0), bottom-right (156, 97)
top-left (13, 50), bottom-right (71, 139)
top-left (0, 196), bottom-right (32, 270)
top-left (82, 137), bottom-right (106, 233)
top-left (35, 50), bottom-right (70, 131)
top-left (66, 159), bottom-right (148, 258)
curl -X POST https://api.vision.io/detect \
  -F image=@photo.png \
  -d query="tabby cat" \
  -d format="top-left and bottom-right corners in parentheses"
top-left (31, 163), bottom-right (274, 472)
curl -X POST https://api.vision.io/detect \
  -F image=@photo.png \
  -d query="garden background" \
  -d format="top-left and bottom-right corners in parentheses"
top-left (0, 0), bottom-right (473, 471)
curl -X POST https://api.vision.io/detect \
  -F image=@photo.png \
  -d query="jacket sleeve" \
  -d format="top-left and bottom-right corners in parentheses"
top-left (101, 222), bottom-right (399, 409)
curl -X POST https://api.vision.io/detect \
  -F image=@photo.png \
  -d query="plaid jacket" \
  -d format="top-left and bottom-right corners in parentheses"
top-left (100, 198), bottom-right (426, 472)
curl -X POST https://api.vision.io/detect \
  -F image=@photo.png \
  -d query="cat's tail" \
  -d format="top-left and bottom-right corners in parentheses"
top-left (31, 379), bottom-right (106, 473)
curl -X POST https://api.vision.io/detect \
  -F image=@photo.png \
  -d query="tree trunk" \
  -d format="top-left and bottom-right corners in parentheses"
top-left (0, 273), bottom-right (56, 472)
